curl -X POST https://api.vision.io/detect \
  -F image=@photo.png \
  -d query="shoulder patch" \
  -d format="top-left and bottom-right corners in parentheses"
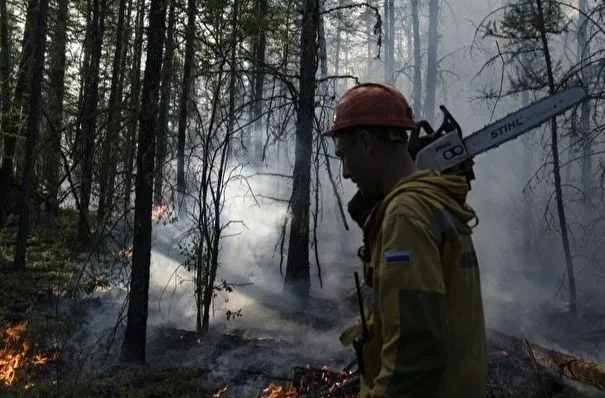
top-left (384, 250), bottom-right (412, 264)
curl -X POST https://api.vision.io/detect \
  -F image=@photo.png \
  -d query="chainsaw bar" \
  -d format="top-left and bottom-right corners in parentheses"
top-left (464, 86), bottom-right (588, 157)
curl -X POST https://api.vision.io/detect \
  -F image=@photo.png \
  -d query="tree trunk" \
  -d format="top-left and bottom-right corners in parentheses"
top-left (97, 0), bottom-right (127, 224)
top-left (411, 0), bottom-right (422, 118)
top-left (488, 328), bottom-right (605, 390)
top-left (283, 0), bottom-right (319, 299)
top-left (176, 0), bottom-right (197, 213)
top-left (124, 0), bottom-right (145, 214)
top-left (535, 0), bottom-right (576, 315)
top-left (317, 0), bottom-right (327, 78)
top-left (577, 0), bottom-right (591, 216)
top-left (250, 0), bottom-right (267, 165)
top-left (14, 0), bottom-right (48, 271)
top-left (120, 0), bottom-right (168, 364)
top-left (424, 0), bottom-right (439, 123)
top-left (0, 0), bottom-right (12, 227)
top-left (154, 0), bottom-right (176, 206)
top-left (334, 0), bottom-right (344, 93)
top-left (365, 7), bottom-right (372, 71)
top-left (0, 0), bottom-right (8, 140)
top-left (384, 0), bottom-right (394, 84)
top-left (202, 0), bottom-right (238, 334)
top-left (44, 0), bottom-right (69, 216)
top-left (521, 90), bottom-right (534, 260)
top-left (77, 0), bottom-right (107, 241)
top-left (1, 0), bottom-right (36, 174)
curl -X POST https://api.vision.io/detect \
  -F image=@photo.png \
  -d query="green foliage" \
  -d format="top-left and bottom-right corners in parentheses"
top-left (0, 209), bottom-right (84, 324)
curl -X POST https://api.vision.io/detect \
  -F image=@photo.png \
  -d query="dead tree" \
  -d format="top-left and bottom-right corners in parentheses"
top-left (283, 0), bottom-right (320, 299)
top-left (176, 0), bottom-right (197, 213)
top-left (411, 0), bottom-right (422, 118)
top-left (14, 0), bottom-right (49, 271)
top-left (77, 0), bottom-right (107, 241)
top-left (424, 0), bottom-right (439, 122)
top-left (120, 0), bottom-right (168, 363)
top-left (250, 0), bottom-right (267, 164)
top-left (97, 0), bottom-right (128, 224)
top-left (124, 0), bottom-right (145, 214)
top-left (153, 0), bottom-right (177, 206)
top-left (534, 0), bottom-right (577, 314)
top-left (43, 0), bottom-right (69, 216)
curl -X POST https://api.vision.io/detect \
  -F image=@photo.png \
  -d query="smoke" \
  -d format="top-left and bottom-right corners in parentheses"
top-left (70, 160), bottom-right (360, 394)
top-left (70, 1), bottom-right (605, 392)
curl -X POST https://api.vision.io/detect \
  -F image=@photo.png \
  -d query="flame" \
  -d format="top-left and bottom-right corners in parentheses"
top-left (259, 384), bottom-right (297, 398)
top-left (213, 385), bottom-right (228, 397)
top-left (151, 204), bottom-right (169, 221)
top-left (0, 321), bottom-right (52, 386)
top-left (118, 247), bottom-right (133, 259)
top-left (501, 351), bottom-right (509, 357)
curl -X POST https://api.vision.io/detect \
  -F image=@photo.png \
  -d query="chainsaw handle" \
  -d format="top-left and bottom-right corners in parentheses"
top-left (435, 105), bottom-right (462, 137)
top-left (409, 120), bottom-right (438, 160)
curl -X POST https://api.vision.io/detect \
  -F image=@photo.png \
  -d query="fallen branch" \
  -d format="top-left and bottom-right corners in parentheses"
top-left (488, 328), bottom-right (605, 391)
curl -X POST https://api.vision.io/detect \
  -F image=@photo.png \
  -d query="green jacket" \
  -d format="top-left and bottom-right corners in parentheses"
top-left (340, 170), bottom-right (487, 398)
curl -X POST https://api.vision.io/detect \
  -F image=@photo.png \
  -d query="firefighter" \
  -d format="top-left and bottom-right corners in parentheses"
top-left (327, 83), bottom-right (487, 398)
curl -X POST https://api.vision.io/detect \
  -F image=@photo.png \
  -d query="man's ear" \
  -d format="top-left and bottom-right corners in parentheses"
top-left (358, 130), bottom-right (374, 156)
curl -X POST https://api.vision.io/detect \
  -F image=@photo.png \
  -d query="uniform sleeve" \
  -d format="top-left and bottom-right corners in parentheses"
top-left (369, 214), bottom-right (449, 398)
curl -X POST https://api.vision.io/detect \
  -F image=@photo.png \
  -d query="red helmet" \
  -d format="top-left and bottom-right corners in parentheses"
top-left (325, 82), bottom-right (416, 136)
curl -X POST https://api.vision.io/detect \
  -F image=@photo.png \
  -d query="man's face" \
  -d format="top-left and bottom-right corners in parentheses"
top-left (334, 130), bottom-right (380, 195)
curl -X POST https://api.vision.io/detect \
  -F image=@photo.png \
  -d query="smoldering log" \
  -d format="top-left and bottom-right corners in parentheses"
top-left (488, 328), bottom-right (605, 392)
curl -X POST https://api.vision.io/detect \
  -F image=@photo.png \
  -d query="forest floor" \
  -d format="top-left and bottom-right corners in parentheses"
top-left (0, 211), bottom-right (604, 397)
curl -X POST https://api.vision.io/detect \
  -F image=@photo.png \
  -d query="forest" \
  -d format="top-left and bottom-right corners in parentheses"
top-left (0, 0), bottom-right (604, 396)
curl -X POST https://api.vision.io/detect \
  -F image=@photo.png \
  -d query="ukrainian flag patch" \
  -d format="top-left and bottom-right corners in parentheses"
top-left (384, 250), bottom-right (412, 264)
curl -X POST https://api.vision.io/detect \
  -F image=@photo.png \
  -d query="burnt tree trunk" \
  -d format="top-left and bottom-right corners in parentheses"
top-left (283, 0), bottom-right (319, 299)
top-left (384, 0), bottom-right (394, 84)
top-left (124, 0), bottom-right (145, 214)
top-left (0, 0), bottom-right (12, 227)
top-left (250, 0), bottom-right (267, 164)
top-left (424, 0), bottom-right (439, 123)
top-left (120, 0), bottom-right (168, 363)
top-left (44, 0), bottom-right (69, 216)
top-left (77, 0), bottom-right (106, 241)
top-left (154, 0), bottom-right (176, 206)
top-left (411, 0), bottom-right (422, 118)
top-left (535, 0), bottom-right (576, 314)
top-left (14, 0), bottom-right (48, 271)
top-left (176, 0), bottom-right (197, 213)
top-left (577, 0), bottom-right (592, 216)
top-left (97, 0), bottom-right (128, 224)
top-left (1, 0), bottom-right (36, 178)
top-left (0, 0), bottom-right (9, 144)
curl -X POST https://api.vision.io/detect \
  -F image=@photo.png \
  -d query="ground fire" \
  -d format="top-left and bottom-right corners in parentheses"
top-left (252, 365), bottom-right (358, 397)
top-left (0, 320), bottom-right (53, 387)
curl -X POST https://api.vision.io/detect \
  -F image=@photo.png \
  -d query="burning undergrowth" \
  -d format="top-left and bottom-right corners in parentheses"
top-left (0, 320), bottom-right (57, 389)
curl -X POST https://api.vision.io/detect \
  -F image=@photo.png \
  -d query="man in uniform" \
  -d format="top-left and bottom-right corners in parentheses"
top-left (327, 83), bottom-right (487, 398)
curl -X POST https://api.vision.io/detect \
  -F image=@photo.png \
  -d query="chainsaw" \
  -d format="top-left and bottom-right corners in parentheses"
top-left (346, 86), bottom-right (588, 229)
top-left (410, 86), bottom-right (588, 187)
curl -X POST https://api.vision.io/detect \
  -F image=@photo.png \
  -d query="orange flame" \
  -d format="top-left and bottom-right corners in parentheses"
top-left (258, 384), bottom-right (297, 398)
top-left (151, 204), bottom-right (170, 221)
top-left (118, 247), bottom-right (133, 259)
top-left (0, 321), bottom-right (52, 386)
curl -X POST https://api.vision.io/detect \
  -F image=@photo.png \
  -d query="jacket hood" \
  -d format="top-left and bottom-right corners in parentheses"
top-left (387, 170), bottom-right (477, 225)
